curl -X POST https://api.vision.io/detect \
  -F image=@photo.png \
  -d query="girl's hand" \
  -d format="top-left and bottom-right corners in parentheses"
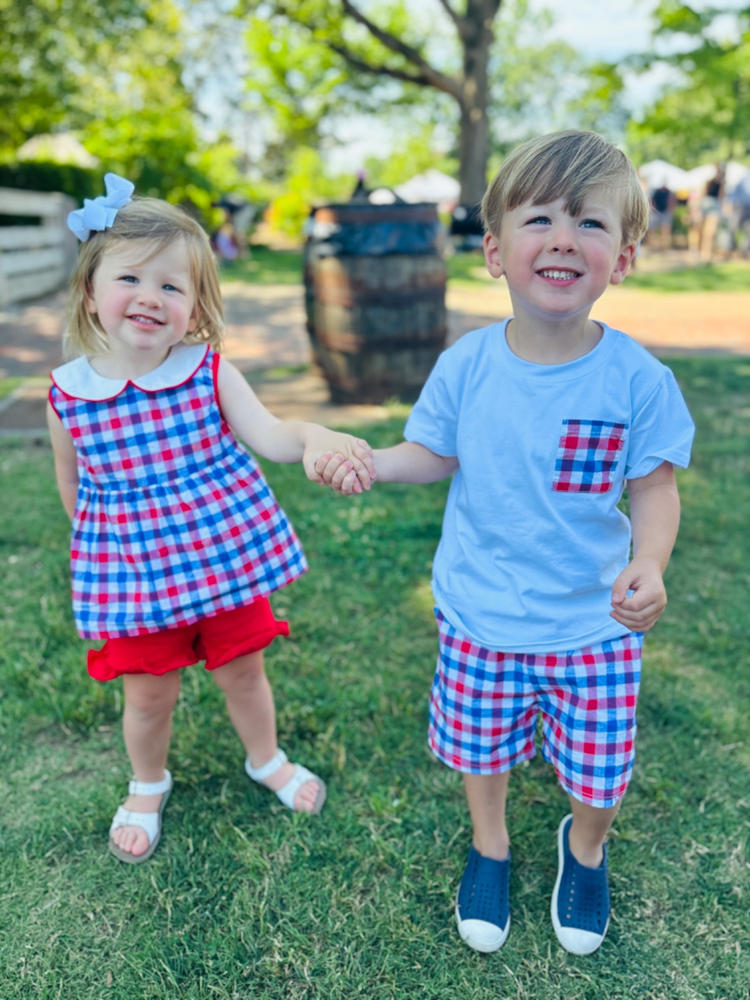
top-left (314, 450), bottom-right (372, 495)
top-left (609, 556), bottom-right (667, 632)
top-left (303, 432), bottom-right (375, 493)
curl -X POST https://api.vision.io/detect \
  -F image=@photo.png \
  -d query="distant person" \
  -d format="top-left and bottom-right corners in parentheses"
top-left (211, 209), bottom-right (242, 262)
top-left (730, 172), bottom-right (750, 257)
top-left (350, 170), bottom-right (369, 202)
top-left (699, 167), bottom-right (725, 262)
top-left (48, 174), bottom-right (375, 862)
top-left (649, 180), bottom-right (677, 251)
top-left (317, 131), bottom-right (694, 955)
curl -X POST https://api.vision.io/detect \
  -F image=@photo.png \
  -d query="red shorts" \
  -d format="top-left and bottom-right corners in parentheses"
top-left (87, 599), bottom-right (289, 682)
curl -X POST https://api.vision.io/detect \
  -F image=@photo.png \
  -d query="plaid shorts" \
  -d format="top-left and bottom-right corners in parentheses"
top-left (428, 609), bottom-right (643, 807)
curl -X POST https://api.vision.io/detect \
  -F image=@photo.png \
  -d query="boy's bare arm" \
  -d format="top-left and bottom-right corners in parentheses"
top-left (316, 441), bottom-right (457, 492)
top-left (610, 461), bottom-right (681, 632)
top-left (374, 442), bottom-right (458, 484)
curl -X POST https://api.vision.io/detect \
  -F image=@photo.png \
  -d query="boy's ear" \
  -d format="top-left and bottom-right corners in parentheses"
top-left (482, 231), bottom-right (505, 278)
top-left (610, 243), bottom-right (637, 285)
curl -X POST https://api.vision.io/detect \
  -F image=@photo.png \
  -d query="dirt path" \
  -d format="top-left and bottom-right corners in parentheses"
top-left (1, 265), bottom-right (748, 433)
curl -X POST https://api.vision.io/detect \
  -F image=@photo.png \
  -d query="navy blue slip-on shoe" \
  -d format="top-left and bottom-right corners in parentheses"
top-left (551, 814), bottom-right (610, 955)
top-left (455, 845), bottom-right (511, 953)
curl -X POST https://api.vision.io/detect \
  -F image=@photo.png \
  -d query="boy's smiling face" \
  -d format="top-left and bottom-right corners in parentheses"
top-left (483, 185), bottom-right (635, 326)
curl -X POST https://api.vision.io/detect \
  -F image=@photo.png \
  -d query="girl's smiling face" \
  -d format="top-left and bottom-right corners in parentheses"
top-left (86, 237), bottom-right (198, 372)
top-left (483, 185), bottom-right (635, 326)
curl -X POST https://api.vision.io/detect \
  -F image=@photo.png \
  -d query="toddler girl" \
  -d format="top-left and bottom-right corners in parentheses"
top-left (48, 174), bottom-right (373, 862)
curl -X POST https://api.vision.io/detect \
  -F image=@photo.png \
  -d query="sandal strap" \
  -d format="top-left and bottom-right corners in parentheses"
top-left (127, 769), bottom-right (172, 797)
top-left (244, 749), bottom-right (288, 783)
top-left (274, 764), bottom-right (321, 811)
top-left (109, 805), bottom-right (160, 843)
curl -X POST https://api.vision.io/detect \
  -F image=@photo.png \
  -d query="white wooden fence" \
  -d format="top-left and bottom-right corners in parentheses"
top-left (0, 187), bottom-right (76, 308)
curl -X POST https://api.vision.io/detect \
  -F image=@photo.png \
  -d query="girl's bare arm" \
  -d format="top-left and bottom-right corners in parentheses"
top-left (47, 403), bottom-right (79, 519)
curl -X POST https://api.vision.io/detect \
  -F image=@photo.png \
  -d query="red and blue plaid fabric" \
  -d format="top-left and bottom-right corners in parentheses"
top-left (49, 350), bottom-right (307, 638)
top-left (553, 419), bottom-right (626, 493)
top-left (429, 610), bottom-right (642, 807)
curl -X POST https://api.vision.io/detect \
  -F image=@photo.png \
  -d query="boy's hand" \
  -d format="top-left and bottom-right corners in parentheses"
top-left (314, 450), bottom-right (373, 495)
top-left (303, 431), bottom-right (375, 494)
top-left (610, 556), bottom-right (667, 632)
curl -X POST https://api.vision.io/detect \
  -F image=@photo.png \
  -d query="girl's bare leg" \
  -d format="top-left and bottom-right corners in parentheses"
top-left (212, 651), bottom-right (320, 812)
top-left (113, 670), bottom-right (181, 857)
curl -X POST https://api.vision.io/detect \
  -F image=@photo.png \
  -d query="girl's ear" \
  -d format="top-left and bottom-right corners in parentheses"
top-left (85, 284), bottom-right (97, 314)
top-left (482, 231), bottom-right (505, 278)
top-left (610, 243), bottom-right (636, 285)
top-left (187, 306), bottom-right (199, 332)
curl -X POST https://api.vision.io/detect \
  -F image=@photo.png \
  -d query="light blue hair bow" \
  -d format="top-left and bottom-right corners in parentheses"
top-left (67, 173), bottom-right (135, 241)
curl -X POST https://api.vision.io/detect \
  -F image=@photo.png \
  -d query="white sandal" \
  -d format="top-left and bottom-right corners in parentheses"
top-left (108, 770), bottom-right (173, 864)
top-left (245, 749), bottom-right (326, 815)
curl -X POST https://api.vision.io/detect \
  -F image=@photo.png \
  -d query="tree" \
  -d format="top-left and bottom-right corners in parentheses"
top-left (0, 0), bottom-right (251, 215)
top-left (229, 0), bottom-right (605, 206)
top-left (73, 3), bottom-right (206, 200)
top-left (0, 0), bottom-right (152, 153)
top-left (626, 2), bottom-right (750, 164)
top-left (232, 0), bottom-right (501, 205)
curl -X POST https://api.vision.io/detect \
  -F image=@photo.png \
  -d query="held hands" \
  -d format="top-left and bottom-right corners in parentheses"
top-left (313, 448), bottom-right (375, 495)
top-left (303, 431), bottom-right (375, 495)
top-left (610, 556), bottom-right (667, 632)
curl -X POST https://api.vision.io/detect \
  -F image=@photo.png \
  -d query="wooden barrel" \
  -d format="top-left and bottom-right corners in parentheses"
top-left (304, 201), bottom-right (447, 403)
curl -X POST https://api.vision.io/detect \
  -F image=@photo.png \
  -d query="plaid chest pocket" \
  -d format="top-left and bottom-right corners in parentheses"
top-left (552, 419), bottom-right (627, 493)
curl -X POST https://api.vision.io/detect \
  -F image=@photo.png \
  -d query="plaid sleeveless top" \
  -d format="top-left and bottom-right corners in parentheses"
top-left (49, 345), bottom-right (307, 638)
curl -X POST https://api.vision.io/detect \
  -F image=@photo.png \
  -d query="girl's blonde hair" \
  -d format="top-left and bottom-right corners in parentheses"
top-left (481, 130), bottom-right (649, 248)
top-left (64, 197), bottom-right (224, 359)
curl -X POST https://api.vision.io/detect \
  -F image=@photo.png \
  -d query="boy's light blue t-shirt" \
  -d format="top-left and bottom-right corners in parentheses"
top-left (404, 320), bottom-right (695, 653)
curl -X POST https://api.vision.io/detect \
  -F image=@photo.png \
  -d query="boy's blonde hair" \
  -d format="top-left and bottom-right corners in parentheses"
top-left (64, 198), bottom-right (224, 359)
top-left (481, 130), bottom-right (649, 248)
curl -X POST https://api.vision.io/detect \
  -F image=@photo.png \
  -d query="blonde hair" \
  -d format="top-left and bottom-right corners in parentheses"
top-left (481, 130), bottom-right (649, 248)
top-left (64, 197), bottom-right (224, 359)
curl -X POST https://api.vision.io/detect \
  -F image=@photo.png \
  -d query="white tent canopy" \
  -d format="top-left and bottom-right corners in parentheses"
top-left (638, 159), bottom-right (690, 191)
top-left (17, 132), bottom-right (99, 168)
top-left (394, 169), bottom-right (460, 206)
top-left (639, 158), bottom-right (750, 195)
top-left (685, 161), bottom-right (750, 195)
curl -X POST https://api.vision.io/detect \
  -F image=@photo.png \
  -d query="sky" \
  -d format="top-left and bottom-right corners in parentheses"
top-left (542, 0), bottom-right (655, 59)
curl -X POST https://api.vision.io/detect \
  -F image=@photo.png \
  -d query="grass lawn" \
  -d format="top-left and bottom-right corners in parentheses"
top-left (445, 251), bottom-right (750, 294)
top-left (220, 247), bottom-right (304, 285)
top-left (220, 245), bottom-right (750, 295)
top-left (0, 358), bottom-right (748, 999)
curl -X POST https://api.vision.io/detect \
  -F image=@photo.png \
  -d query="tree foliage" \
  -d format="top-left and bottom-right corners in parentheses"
top-left (0, 0), bottom-right (250, 217)
top-left (231, 0), bottom-right (611, 205)
top-left (0, 0), bottom-right (151, 151)
top-left (626, 2), bottom-right (750, 164)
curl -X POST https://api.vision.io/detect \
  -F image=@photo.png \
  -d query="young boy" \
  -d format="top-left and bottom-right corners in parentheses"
top-left (317, 131), bottom-right (694, 954)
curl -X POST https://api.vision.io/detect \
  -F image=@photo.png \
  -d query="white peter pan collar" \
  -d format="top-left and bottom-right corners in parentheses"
top-left (51, 343), bottom-right (209, 400)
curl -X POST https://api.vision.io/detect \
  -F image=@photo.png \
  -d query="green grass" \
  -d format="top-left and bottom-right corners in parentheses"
top-left (625, 259), bottom-right (750, 292)
top-left (220, 246), bottom-right (304, 285)
top-left (0, 376), bottom-right (26, 400)
top-left (446, 252), bottom-right (750, 293)
top-left (1, 359), bottom-right (748, 999)
top-left (215, 245), bottom-right (750, 295)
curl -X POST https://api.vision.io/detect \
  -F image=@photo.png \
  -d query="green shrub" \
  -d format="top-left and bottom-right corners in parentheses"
top-left (0, 161), bottom-right (100, 203)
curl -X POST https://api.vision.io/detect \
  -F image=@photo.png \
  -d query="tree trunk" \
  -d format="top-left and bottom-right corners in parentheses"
top-left (456, 0), bottom-right (499, 206)
top-left (457, 102), bottom-right (489, 207)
